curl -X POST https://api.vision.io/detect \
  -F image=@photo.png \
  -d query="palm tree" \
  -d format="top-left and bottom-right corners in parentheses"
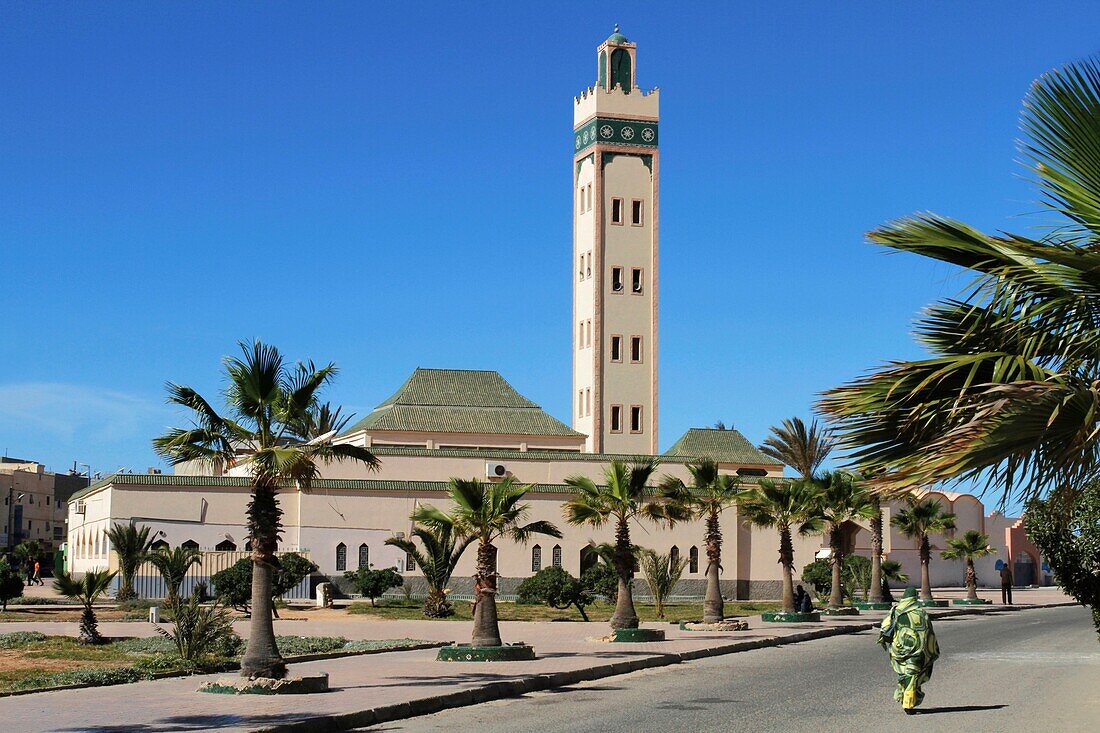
top-left (891, 497), bottom-right (957, 602)
top-left (414, 477), bottom-right (560, 647)
top-left (385, 522), bottom-right (476, 618)
top-left (564, 460), bottom-right (690, 630)
top-left (54, 569), bottom-right (117, 643)
top-left (820, 59), bottom-right (1100, 506)
top-left (880, 559), bottom-right (909, 602)
top-left (817, 471), bottom-right (877, 609)
top-left (759, 417), bottom-right (833, 481)
top-left (659, 459), bottom-right (743, 622)
top-left (106, 523), bottom-right (156, 601)
top-left (737, 479), bottom-right (824, 613)
top-left (148, 546), bottom-right (202, 609)
top-left (941, 530), bottom-right (995, 601)
top-left (153, 340), bottom-right (379, 679)
top-left (638, 549), bottom-right (688, 619)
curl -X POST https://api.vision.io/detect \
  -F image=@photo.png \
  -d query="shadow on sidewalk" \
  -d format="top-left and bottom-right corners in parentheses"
top-left (915, 704), bottom-right (1007, 714)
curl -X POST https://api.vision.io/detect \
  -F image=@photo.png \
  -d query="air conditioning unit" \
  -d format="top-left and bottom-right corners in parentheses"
top-left (486, 462), bottom-right (509, 479)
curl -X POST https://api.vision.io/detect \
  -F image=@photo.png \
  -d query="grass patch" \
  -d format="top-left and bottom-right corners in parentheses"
top-left (5, 597), bottom-right (65, 606)
top-left (344, 600), bottom-right (780, 622)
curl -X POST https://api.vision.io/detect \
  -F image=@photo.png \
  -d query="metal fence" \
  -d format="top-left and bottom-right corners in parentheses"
top-left (118, 550), bottom-right (313, 601)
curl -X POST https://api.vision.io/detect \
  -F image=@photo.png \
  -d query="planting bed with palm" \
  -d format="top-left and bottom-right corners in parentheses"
top-left (343, 599), bottom-right (779, 622)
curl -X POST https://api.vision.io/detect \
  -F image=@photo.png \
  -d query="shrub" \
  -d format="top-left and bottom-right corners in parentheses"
top-left (580, 561), bottom-right (619, 603)
top-left (9, 666), bottom-right (144, 692)
top-left (0, 559), bottom-right (24, 611)
top-left (802, 555), bottom-right (873, 602)
top-left (275, 635), bottom-right (348, 656)
top-left (516, 567), bottom-right (593, 620)
top-left (344, 564), bottom-right (403, 607)
top-left (155, 593), bottom-right (241, 661)
top-left (0, 631), bottom-right (47, 649)
top-left (4, 596), bottom-right (63, 606)
top-left (210, 553), bottom-right (317, 616)
top-left (638, 550), bottom-right (688, 619)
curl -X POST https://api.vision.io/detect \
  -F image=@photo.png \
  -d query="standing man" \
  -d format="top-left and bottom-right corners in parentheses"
top-left (878, 586), bottom-right (940, 714)
top-left (1000, 561), bottom-right (1014, 605)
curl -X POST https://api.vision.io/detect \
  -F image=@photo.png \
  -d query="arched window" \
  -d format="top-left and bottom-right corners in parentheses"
top-left (335, 542), bottom-right (347, 572)
top-left (152, 539), bottom-right (169, 552)
top-left (244, 540), bottom-right (252, 552)
top-left (689, 546), bottom-right (699, 574)
top-left (552, 545), bottom-right (562, 568)
top-left (531, 544), bottom-right (542, 572)
top-left (181, 539), bottom-right (199, 550)
top-left (358, 543), bottom-right (369, 569)
top-left (215, 539), bottom-right (236, 552)
top-left (669, 546), bottom-right (680, 568)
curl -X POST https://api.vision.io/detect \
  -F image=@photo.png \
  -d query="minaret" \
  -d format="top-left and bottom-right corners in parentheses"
top-left (572, 26), bottom-right (659, 454)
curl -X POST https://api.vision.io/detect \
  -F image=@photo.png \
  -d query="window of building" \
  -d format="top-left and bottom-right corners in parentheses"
top-left (610, 405), bottom-right (623, 433)
top-left (631, 268), bottom-right (643, 294)
top-left (181, 539), bottom-right (199, 550)
top-left (215, 539), bottom-right (236, 551)
top-left (585, 388), bottom-right (591, 416)
top-left (579, 256), bottom-right (584, 281)
top-left (611, 266), bottom-right (624, 293)
top-left (689, 546), bottom-right (699, 573)
top-left (578, 390), bottom-right (584, 416)
top-left (152, 539), bottom-right (169, 551)
top-left (586, 184), bottom-right (593, 211)
top-left (670, 545), bottom-right (679, 568)
top-left (335, 542), bottom-right (347, 572)
top-left (359, 543), bottom-right (369, 569)
top-left (586, 319), bottom-right (592, 348)
top-left (531, 544), bottom-right (542, 572)
top-left (610, 335), bottom-right (623, 362)
top-left (630, 405), bottom-right (643, 433)
top-left (611, 197), bottom-right (624, 224)
top-left (578, 187), bottom-right (585, 215)
top-left (406, 551), bottom-right (416, 571)
top-left (631, 336), bottom-right (642, 362)
top-left (552, 545), bottom-right (562, 568)
top-left (586, 252), bottom-right (592, 278)
top-left (631, 199), bottom-right (643, 226)
top-left (579, 321), bottom-right (584, 346)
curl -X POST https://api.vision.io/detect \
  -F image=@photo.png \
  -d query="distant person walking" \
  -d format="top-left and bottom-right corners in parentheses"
top-left (1000, 562), bottom-right (1014, 605)
top-left (32, 560), bottom-right (43, 586)
top-left (878, 586), bottom-right (939, 714)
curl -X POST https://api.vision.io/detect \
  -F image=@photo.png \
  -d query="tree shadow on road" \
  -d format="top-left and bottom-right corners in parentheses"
top-left (916, 704), bottom-right (1007, 714)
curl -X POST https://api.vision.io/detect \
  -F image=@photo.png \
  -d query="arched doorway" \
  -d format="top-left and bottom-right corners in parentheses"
top-left (1014, 552), bottom-right (1036, 586)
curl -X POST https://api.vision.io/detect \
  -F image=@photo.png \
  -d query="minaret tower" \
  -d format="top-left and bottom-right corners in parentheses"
top-left (572, 26), bottom-right (659, 454)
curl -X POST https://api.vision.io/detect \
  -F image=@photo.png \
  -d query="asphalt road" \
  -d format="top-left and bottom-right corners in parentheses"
top-left (364, 605), bottom-right (1099, 733)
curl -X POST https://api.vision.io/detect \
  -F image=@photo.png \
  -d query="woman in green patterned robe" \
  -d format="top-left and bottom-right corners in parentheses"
top-left (878, 586), bottom-right (939, 713)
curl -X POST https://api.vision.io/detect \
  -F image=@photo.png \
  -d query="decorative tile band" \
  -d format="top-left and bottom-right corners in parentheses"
top-left (575, 117), bottom-right (658, 153)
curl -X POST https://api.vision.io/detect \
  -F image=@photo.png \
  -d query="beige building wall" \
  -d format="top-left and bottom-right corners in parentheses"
top-left (1, 462), bottom-right (68, 555)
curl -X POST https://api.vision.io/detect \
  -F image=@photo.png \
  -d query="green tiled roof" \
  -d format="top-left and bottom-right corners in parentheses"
top-left (343, 368), bottom-right (582, 438)
top-left (664, 428), bottom-right (779, 466)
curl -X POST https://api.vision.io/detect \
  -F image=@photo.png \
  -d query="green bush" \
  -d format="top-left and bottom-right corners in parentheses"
top-left (801, 555), bottom-right (874, 601)
top-left (275, 635), bottom-right (348, 656)
top-left (116, 598), bottom-right (157, 611)
top-left (5, 595), bottom-right (62, 606)
top-left (516, 567), bottom-right (593, 620)
top-left (0, 559), bottom-right (24, 611)
top-left (341, 638), bottom-right (426, 652)
top-left (581, 562), bottom-right (619, 603)
top-left (0, 631), bottom-right (47, 649)
top-left (155, 593), bottom-right (241, 661)
top-left (113, 636), bottom-right (175, 654)
top-left (344, 564), bottom-right (403, 606)
top-left (210, 553), bottom-right (318, 615)
top-left (8, 666), bottom-right (144, 692)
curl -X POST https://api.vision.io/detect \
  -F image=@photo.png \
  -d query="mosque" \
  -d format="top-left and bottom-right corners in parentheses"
top-left (65, 30), bottom-right (1049, 599)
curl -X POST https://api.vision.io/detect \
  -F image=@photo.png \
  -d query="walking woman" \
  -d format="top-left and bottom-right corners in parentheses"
top-left (878, 586), bottom-right (939, 714)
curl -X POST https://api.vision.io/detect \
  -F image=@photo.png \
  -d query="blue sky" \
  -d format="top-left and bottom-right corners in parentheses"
top-left (1, 2), bottom-right (1097, 504)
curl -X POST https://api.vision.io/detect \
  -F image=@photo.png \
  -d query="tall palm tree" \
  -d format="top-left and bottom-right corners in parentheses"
top-left (880, 559), bottom-right (910, 602)
top-left (817, 471), bottom-right (877, 609)
top-left (941, 530), bottom-right (995, 601)
top-left (153, 340), bottom-right (379, 679)
top-left (891, 498), bottom-right (957, 602)
top-left (385, 522), bottom-right (476, 618)
top-left (737, 479), bottom-right (824, 614)
top-left (564, 460), bottom-right (690, 630)
top-left (659, 459), bottom-right (743, 622)
top-left (54, 569), bottom-right (117, 644)
top-left (148, 546), bottom-right (202, 609)
top-left (414, 477), bottom-right (560, 647)
top-left (106, 523), bottom-right (156, 601)
top-left (820, 59), bottom-right (1100, 506)
top-left (759, 417), bottom-right (833, 481)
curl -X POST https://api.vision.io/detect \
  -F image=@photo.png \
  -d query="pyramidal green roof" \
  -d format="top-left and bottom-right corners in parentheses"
top-left (343, 368), bottom-right (583, 438)
top-left (664, 428), bottom-right (779, 466)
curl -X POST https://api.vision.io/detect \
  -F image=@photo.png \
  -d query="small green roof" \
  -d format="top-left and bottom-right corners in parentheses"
top-left (664, 428), bottom-right (779, 466)
top-left (343, 368), bottom-right (583, 438)
top-left (607, 25), bottom-right (628, 44)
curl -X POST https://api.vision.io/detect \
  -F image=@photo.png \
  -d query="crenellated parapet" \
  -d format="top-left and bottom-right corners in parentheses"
top-left (574, 84), bottom-right (660, 129)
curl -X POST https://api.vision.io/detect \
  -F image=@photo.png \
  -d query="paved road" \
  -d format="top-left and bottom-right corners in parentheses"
top-left (365, 606), bottom-right (1099, 733)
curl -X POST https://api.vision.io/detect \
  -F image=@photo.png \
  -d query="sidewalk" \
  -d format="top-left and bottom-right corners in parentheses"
top-left (0, 594), bottom-right (1075, 733)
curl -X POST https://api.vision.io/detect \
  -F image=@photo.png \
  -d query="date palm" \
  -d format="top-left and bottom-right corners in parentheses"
top-left (565, 460), bottom-right (690, 630)
top-left (413, 477), bottom-right (560, 647)
top-left (759, 417), bottom-right (833, 481)
top-left (820, 59), bottom-right (1100, 505)
top-left (148, 546), bottom-right (202, 610)
top-left (737, 479), bottom-right (824, 613)
top-left (880, 559), bottom-right (909, 602)
top-left (54, 569), bottom-right (117, 644)
top-left (106, 523), bottom-right (156, 601)
top-left (891, 498), bottom-right (957, 602)
top-left (153, 340), bottom-right (379, 679)
top-left (659, 459), bottom-right (743, 622)
top-left (385, 522), bottom-right (476, 618)
top-left (817, 471), bottom-right (877, 609)
top-left (941, 529), bottom-right (995, 601)
top-left (638, 549), bottom-right (688, 619)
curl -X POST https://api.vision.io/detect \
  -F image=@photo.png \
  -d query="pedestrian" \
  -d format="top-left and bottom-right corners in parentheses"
top-left (1000, 562), bottom-right (1014, 605)
top-left (32, 560), bottom-right (43, 586)
top-left (793, 584), bottom-right (808, 612)
top-left (878, 586), bottom-right (939, 714)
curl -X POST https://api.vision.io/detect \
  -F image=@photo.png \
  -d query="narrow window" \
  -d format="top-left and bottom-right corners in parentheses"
top-left (578, 390), bottom-right (584, 416)
top-left (631, 336), bottom-right (642, 362)
top-left (579, 256), bottom-right (585, 281)
top-left (579, 321), bottom-right (584, 346)
top-left (578, 188), bottom-right (585, 215)
top-left (532, 545), bottom-right (542, 572)
top-left (585, 388), bottom-right (591, 416)
top-left (586, 252), bottom-right (592, 278)
top-left (670, 546), bottom-right (680, 568)
top-left (586, 319), bottom-right (592, 347)
top-left (406, 551), bottom-right (416, 571)
top-left (631, 199), bottom-right (643, 226)
top-left (631, 268), bottom-right (643, 294)
top-left (611, 266), bottom-right (624, 292)
top-left (358, 543), bottom-right (369, 569)
top-left (215, 539), bottom-right (236, 552)
top-left (336, 542), bottom-right (347, 572)
top-left (611, 197), bottom-right (624, 224)
top-left (552, 545), bottom-right (562, 568)
top-left (610, 405), bottom-right (623, 433)
top-left (611, 335), bottom-right (623, 362)
top-left (586, 184), bottom-right (593, 211)
top-left (630, 405), bottom-right (643, 433)
top-left (689, 546), bottom-right (699, 573)
top-left (181, 539), bottom-right (199, 550)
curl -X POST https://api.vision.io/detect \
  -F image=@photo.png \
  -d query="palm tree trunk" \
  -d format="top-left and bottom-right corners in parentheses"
top-left (919, 534), bottom-right (933, 602)
top-left (610, 514), bottom-right (639, 629)
top-left (703, 509), bottom-right (724, 623)
top-left (240, 477), bottom-right (286, 679)
top-left (779, 525), bottom-right (796, 614)
top-left (965, 558), bottom-right (978, 600)
top-left (79, 603), bottom-right (101, 644)
top-left (828, 525), bottom-right (844, 609)
top-left (118, 569), bottom-right (135, 602)
top-left (471, 539), bottom-right (502, 646)
top-left (868, 499), bottom-right (884, 603)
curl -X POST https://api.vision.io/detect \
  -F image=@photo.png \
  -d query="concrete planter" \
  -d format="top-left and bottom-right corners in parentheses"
top-left (437, 644), bottom-right (536, 662)
top-left (821, 607), bottom-right (860, 616)
top-left (198, 674), bottom-right (329, 695)
top-left (610, 628), bottom-right (666, 642)
top-left (678, 620), bottom-right (750, 632)
top-left (855, 601), bottom-right (893, 610)
top-left (918, 599), bottom-right (949, 608)
top-left (761, 611), bottom-right (821, 623)
top-left (952, 598), bottom-right (992, 606)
